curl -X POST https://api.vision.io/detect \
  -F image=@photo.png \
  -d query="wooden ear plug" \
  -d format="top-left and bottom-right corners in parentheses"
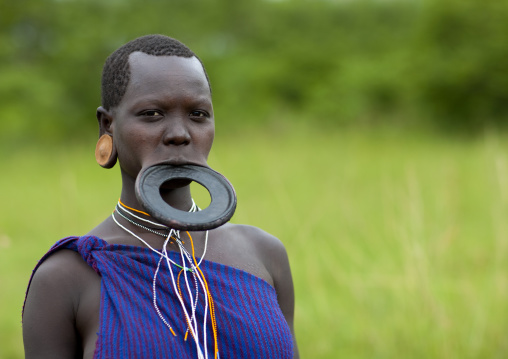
top-left (95, 134), bottom-right (117, 168)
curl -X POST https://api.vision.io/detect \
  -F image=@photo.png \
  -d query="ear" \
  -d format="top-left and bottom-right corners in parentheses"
top-left (95, 106), bottom-right (118, 169)
top-left (96, 106), bottom-right (114, 137)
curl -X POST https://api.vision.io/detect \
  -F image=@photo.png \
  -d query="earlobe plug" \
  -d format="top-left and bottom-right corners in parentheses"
top-left (95, 134), bottom-right (117, 168)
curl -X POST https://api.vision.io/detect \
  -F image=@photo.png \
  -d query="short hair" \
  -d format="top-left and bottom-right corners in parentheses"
top-left (101, 34), bottom-right (210, 110)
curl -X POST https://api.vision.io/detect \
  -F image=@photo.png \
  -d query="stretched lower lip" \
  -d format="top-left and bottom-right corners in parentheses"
top-left (151, 159), bottom-right (209, 168)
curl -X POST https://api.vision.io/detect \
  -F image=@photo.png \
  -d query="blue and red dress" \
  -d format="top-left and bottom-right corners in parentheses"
top-left (24, 236), bottom-right (293, 359)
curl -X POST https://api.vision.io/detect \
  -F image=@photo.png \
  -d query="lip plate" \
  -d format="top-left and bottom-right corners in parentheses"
top-left (135, 163), bottom-right (237, 231)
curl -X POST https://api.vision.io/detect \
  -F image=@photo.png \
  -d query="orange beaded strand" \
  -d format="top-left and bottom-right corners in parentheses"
top-left (118, 199), bottom-right (151, 217)
top-left (187, 231), bottom-right (219, 359)
top-left (177, 269), bottom-right (194, 342)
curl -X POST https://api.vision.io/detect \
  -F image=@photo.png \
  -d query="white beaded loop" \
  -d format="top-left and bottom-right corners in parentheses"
top-left (112, 200), bottom-right (214, 359)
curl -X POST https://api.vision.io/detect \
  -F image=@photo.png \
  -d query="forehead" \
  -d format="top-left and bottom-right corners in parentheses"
top-left (123, 52), bottom-right (210, 102)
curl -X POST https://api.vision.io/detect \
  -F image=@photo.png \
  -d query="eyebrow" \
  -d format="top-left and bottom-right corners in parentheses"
top-left (127, 94), bottom-right (213, 109)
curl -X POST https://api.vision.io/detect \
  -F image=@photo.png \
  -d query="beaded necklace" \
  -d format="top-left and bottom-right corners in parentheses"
top-left (111, 200), bottom-right (218, 359)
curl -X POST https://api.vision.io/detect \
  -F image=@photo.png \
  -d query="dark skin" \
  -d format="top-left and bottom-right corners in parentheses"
top-left (23, 53), bottom-right (299, 358)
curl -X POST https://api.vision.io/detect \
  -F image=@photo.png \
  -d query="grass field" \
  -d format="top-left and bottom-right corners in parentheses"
top-left (1, 126), bottom-right (508, 358)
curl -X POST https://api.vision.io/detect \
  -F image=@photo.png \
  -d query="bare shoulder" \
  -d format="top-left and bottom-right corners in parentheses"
top-left (216, 223), bottom-right (299, 357)
top-left (238, 224), bottom-right (288, 271)
top-left (217, 223), bottom-right (287, 254)
top-left (23, 249), bottom-right (99, 358)
top-left (27, 249), bottom-right (91, 299)
top-left (213, 223), bottom-right (289, 267)
top-left (211, 223), bottom-right (291, 288)
top-left (34, 247), bottom-right (89, 271)
top-left (24, 248), bottom-right (98, 324)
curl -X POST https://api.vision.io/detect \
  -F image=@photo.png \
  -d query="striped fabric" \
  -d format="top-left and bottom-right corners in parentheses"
top-left (25, 236), bottom-right (293, 358)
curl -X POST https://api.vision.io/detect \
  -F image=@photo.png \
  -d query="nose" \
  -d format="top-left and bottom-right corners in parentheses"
top-left (162, 118), bottom-right (191, 146)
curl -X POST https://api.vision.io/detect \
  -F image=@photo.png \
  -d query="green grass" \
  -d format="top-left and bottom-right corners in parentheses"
top-left (1, 126), bottom-right (508, 358)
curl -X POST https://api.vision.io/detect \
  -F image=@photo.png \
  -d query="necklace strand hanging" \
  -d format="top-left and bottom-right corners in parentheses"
top-left (112, 200), bottom-right (217, 359)
top-left (113, 201), bottom-right (208, 359)
top-left (115, 202), bottom-right (209, 266)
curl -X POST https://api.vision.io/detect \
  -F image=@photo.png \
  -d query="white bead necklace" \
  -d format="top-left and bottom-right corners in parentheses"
top-left (112, 200), bottom-right (213, 359)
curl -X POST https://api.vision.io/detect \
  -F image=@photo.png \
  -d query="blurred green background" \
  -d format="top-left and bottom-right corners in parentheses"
top-left (2, 0), bottom-right (508, 358)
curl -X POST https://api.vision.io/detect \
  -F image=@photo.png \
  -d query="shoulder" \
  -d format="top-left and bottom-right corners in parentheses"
top-left (219, 223), bottom-right (298, 355)
top-left (23, 248), bottom-right (98, 358)
top-left (218, 223), bottom-right (285, 248)
top-left (218, 223), bottom-right (289, 261)
top-left (26, 249), bottom-right (95, 310)
top-left (31, 249), bottom-right (84, 285)
top-left (33, 248), bottom-right (93, 278)
top-left (35, 247), bottom-right (86, 270)
top-left (215, 223), bottom-right (291, 285)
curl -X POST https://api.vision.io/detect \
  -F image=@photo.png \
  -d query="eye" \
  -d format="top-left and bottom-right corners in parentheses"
top-left (189, 110), bottom-right (209, 120)
top-left (140, 110), bottom-right (164, 117)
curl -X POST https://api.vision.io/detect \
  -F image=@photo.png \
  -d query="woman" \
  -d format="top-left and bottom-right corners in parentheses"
top-left (23, 34), bottom-right (298, 359)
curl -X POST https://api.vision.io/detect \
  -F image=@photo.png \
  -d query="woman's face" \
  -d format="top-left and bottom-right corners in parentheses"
top-left (110, 52), bottom-right (215, 180)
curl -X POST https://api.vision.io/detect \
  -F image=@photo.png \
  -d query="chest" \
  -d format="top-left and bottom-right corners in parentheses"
top-left (75, 241), bottom-right (274, 358)
top-left (75, 249), bottom-right (291, 359)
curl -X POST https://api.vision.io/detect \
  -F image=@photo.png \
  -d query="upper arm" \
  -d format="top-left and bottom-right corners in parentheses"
top-left (259, 232), bottom-right (300, 359)
top-left (23, 250), bottom-right (81, 358)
